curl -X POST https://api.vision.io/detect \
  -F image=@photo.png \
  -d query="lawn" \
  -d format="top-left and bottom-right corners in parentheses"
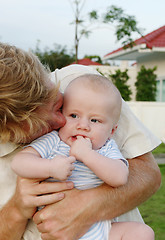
top-left (139, 164), bottom-right (165, 240)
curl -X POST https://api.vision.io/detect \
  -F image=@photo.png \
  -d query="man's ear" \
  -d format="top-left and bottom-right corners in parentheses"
top-left (111, 125), bottom-right (118, 136)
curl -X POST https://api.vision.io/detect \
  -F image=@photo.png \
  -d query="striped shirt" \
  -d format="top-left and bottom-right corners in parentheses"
top-left (29, 131), bottom-right (128, 240)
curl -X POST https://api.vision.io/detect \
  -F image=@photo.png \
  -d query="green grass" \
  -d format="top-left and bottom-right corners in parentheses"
top-left (152, 143), bottom-right (165, 154)
top-left (139, 165), bottom-right (165, 240)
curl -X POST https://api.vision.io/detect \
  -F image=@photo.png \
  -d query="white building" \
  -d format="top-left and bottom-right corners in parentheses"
top-left (103, 25), bottom-right (165, 102)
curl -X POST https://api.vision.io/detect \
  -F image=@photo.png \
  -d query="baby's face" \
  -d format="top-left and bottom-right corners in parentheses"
top-left (59, 83), bottom-right (117, 150)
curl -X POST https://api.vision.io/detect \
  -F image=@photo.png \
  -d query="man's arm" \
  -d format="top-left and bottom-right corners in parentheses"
top-left (33, 152), bottom-right (161, 240)
top-left (0, 177), bottom-right (73, 240)
top-left (0, 196), bottom-right (27, 240)
top-left (94, 152), bottom-right (161, 218)
top-left (0, 177), bottom-right (36, 240)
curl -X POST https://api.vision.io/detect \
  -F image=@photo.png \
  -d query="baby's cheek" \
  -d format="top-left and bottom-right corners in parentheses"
top-left (92, 138), bottom-right (104, 150)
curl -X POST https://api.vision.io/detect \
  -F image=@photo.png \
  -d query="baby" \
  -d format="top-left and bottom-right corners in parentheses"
top-left (12, 74), bottom-right (154, 240)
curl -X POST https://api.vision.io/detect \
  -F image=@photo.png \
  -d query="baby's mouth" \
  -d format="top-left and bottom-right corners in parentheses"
top-left (71, 135), bottom-right (77, 141)
top-left (71, 135), bottom-right (87, 141)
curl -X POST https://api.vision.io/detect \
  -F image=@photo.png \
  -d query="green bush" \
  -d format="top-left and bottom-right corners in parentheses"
top-left (152, 143), bottom-right (165, 154)
top-left (135, 65), bottom-right (157, 101)
top-left (109, 69), bottom-right (132, 101)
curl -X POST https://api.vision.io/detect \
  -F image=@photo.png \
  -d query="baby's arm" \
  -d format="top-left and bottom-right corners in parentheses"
top-left (12, 147), bottom-right (75, 181)
top-left (70, 136), bottom-right (128, 187)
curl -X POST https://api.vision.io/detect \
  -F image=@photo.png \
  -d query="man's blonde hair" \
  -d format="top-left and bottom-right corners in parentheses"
top-left (0, 42), bottom-right (59, 144)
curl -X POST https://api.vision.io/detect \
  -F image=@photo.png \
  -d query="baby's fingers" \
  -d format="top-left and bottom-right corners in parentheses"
top-left (67, 170), bottom-right (73, 177)
top-left (85, 137), bottom-right (91, 143)
top-left (66, 164), bottom-right (75, 178)
top-left (70, 163), bottom-right (75, 171)
top-left (68, 156), bottom-right (76, 163)
top-left (76, 135), bottom-right (83, 140)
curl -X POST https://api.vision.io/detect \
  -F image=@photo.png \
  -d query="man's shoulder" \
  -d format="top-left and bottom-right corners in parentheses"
top-left (56, 64), bottom-right (98, 76)
top-left (0, 142), bottom-right (18, 157)
top-left (51, 64), bottom-right (100, 92)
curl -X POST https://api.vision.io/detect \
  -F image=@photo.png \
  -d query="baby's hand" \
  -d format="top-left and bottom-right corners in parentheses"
top-left (49, 155), bottom-right (75, 181)
top-left (70, 136), bottom-right (92, 161)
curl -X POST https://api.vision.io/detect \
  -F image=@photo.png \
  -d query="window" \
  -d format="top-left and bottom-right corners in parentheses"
top-left (156, 79), bottom-right (165, 102)
top-left (163, 79), bottom-right (165, 102)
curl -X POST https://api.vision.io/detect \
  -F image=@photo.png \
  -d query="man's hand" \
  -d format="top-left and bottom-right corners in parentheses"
top-left (33, 187), bottom-right (96, 240)
top-left (0, 177), bottom-right (74, 240)
top-left (14, 177), bottom-right (73, 219)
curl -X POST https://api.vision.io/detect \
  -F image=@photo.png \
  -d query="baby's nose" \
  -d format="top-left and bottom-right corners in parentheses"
top-left (77, 118), bottom-right (90, 131)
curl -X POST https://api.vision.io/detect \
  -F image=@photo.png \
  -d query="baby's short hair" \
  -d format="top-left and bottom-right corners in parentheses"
top-left (67, 74), bottom-right (122, 124)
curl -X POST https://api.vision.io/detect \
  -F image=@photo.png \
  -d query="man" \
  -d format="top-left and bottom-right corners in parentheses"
top-left (0, 43), bottom-right (161, 240)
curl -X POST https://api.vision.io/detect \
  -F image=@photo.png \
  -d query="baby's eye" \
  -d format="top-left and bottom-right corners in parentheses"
top-left (91, 119), bottom-right (99, 123)
top-left (71, 113), bottom-right (77, 118)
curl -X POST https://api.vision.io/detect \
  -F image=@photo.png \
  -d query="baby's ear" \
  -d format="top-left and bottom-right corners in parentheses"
top-left (111, 125), bottom-right (118, 136)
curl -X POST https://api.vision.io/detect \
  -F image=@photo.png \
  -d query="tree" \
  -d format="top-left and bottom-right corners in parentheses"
top-left (33, 41), bottom-right (75, 71)
top-left (69, 0), bottom-right (142, 62)
top-left (109, 69), bottom-right (132, 101)
top-left (84, 55), bottom-right (102, 64)
top-left (135, 65), bottom-right (157, 101)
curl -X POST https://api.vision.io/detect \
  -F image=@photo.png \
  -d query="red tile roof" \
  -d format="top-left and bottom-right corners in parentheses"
top-left (71, 58), bottom-right (102, 65)
top-left (104, 25), bottom-right (165, 58)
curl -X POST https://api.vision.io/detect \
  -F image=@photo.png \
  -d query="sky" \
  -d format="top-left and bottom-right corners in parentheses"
top-left (0, 0), bottom-right (165, 59)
